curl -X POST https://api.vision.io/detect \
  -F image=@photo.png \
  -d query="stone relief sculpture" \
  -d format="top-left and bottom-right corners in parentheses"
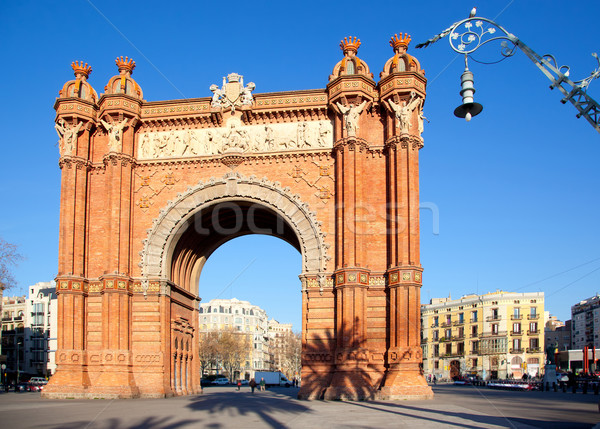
top-left (336, 100), bottom-right (367, 137)
top-left (241, 82), bottom-right (255, 105)
top-left (100, 117), bottom-right (129, 152)
top-left (388, 91), bottom-right (421, 134)
top-left (137, 120), bottom-right (333, 160)
top-left (55, 119), bottom-right (83, 156)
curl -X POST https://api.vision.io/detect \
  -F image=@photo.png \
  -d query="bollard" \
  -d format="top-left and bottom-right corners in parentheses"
top-left (562, 383), bottom-right (567, 393)
top-left (553, 382), bottom-right (557, 392)
top-left (583, 383), bottom-right (588, 394)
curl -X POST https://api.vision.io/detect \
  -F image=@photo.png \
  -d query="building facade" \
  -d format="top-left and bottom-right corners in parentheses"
top-left (267, 319), bottom-right (296, 377)
top-left (24, 282), bottom-right (58, 377)
top-left (545, 316), bottom-right (571, 352)
top-left (0, 296), bottom-right (26, 381)
top-left (421, 291), bottom-right (545, 380)
top-left (199, 298), bottom-right (269, 379)
top-left (571, 295), bottom-right (600, 350)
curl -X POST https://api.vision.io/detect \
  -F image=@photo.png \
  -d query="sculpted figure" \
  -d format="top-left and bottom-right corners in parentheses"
top-left (55, 119), bottom-right (83, 156)
top-left (318, 122), bottom-right (331, 147)
top-left (336, 100), bottom-right (367, 137)
top-left (241, 82), bottom-right (255, 105)
top-left (210, 84), bottom-right (224, 108)
top-left (100, 117), bottom-right (129, 152)
top-left (264, 126), bottom-right (275, 150)
top-left (140, 133), bottom-right (150, 158)
top-left (417, 102), bottom-right (429, 136)
top-left (388, 91), bottom-right (420, 134)
top-left (297, 122), bottom-right (311, 147)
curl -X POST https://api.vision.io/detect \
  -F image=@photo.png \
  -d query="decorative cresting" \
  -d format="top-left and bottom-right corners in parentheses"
top-left (104, 56), bottom-right (143, 99)
top-left (380, 33), bottom-right (424, 78)
top-left (330, 36), bottom-right (373, 80)
top-left (58, 60), bottom-right (98, 102)
top-left (140, 171), bottom-right (330, 280)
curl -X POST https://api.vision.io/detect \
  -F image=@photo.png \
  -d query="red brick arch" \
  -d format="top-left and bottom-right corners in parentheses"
top-left (44, 38), bottom-right (433, 400)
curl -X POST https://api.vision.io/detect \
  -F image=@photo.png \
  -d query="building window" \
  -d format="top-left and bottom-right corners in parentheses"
top-left (471, 325), bottom-right (478, 337)
top-left (446, 315), bottom-right (452, 325)
top-left (433, 316), bottom-right (438, 327)
top-left (492, 324), bottom-right (499, 335)
top-left (513, 323), bottom-right (521, 334)
top-left (434, 360), bottom-right (439, 369)
top-left (472, 358), bottom-right (478, 367)
top-left (529, 322), bottom-right (537, 334)
top-left (445, 329), bottom-right (452, 339)
top-left (433, 330), bottom-right (439, 341)
top-left (530, 307), bottom-right (537, 316)
top-left (471, 310), bottom-right (478, 322)
top-left (433, 345), bottom-right (439, 357)
top-left (458, 313), bottom-right (464, 323)
top-left (513, 338), bottom-right (521, 351)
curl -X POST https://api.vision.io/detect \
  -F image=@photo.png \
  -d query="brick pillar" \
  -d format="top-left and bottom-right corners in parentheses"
top-left (323, 137), bottom-right (376, 400)
top-left (43, 117), bottom-right (92, 397)
top-left (378, 132), bottom-right (432, 399)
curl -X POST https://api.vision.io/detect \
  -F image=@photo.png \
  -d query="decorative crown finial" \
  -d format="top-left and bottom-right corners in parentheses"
top-left (390, 33), bottom-right (411, 52)
top-left (71, 61), bottom-right (92, 78)
top-left (340, 37), bottom-right (361, 54)
top-left (115, 56), bottom-right (136, 74)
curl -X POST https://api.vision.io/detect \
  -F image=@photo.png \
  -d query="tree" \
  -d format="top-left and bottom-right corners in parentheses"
top-left (280, 331), bottom-right (301, 379)
top-left (218, 329), bottom-right (250, 380)
top-left (0, 237), bottom-right (23, 290)
top-left (198, 331), bottom-right (220, 377)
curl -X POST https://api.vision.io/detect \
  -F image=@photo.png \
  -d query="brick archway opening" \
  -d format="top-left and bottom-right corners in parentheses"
top-left (167, 200), bottom-right (302, 296)
top-left (137, 174), bottom-right (328, 396)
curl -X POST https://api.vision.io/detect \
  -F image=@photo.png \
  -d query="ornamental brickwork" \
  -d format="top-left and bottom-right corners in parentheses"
top-left (43, 35), bottom-right (433, 400)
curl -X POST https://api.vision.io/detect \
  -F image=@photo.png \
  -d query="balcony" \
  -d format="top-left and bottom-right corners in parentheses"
top-left (430, 324), bottom-right (439, 328)
top-left (526, 347), bottom-right (541, 353)
top-left (421, 338), bottom-right (428, 344)
top-left (511, 315), bottom-right (523, 320)
top-left (470, 318), bottom-right (478, 323)
top-left (481, 330), bottom-right (508, 338)
top-left (527, 314), bottom-right (540, 320)
top-left (527, 330), bottom-right (538, 335)
top-left (470, 332), bottom-right (479, 338)
top-left (441, 322), bottom-right (451, 328)
top-left (511, 331), bottom-right (523, 336)
top-left (452, 335), bottom-right (465, 341)
top-left (509, 348), bottom-right (524, 354)
top-left (486, 315), bottom-right (501, 322)
top-left (453, 320), bottom-right (464, 326)
top-left (470, 349), bottom-right (480, 354)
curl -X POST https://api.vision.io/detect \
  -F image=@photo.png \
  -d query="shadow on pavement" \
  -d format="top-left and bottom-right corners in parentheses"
top-left (43, 416), bottom-right (199, 429)
top-left (344, 398), bottom-right (594, 429)
top-left (186, 389), bottom-right (312, 428)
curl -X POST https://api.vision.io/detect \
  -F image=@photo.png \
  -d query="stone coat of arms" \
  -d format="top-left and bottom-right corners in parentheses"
top-left (210, 73), bottom-right (255, 111)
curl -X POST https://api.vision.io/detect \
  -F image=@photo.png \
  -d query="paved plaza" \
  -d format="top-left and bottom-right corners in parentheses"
top-left (1, 384), bottom-right (599, 428)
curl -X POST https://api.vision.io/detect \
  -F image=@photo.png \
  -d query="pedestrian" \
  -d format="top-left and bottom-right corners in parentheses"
top-left (237, 379), bottom-right (241, 391)
top-left (433, 375), bottom-right (437, 385)
top-left (249, 378), bottom-right (256, 394)
top-left (260, 377), bottom-right (265, 391)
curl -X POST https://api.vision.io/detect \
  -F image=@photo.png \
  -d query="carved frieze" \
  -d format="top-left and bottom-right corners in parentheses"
top-left (137, 119), bottom-right (333, 160)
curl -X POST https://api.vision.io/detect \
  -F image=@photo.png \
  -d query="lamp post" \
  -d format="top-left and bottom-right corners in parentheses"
top-left (416, 11), bottom-right (600, 133)
top-left (15, 338), bottom-right (23, 385)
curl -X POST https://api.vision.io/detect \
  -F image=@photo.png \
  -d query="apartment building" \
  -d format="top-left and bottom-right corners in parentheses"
top-left (421, 291), bottom-right (545, 380)
top-left (199, 298), bottom-right (270, 379)
top-left (571, 295), bottom-right (600, 350)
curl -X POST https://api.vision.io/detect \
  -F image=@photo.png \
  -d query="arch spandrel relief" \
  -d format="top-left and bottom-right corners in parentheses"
top-left (137, 119), bottom-right (333, 160)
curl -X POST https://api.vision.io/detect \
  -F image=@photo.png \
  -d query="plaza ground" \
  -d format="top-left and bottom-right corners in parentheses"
top-left (1, 384), bottom-right (599, 428)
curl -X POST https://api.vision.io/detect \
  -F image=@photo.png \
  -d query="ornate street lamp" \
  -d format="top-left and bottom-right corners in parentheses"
top-left (417, 11), bottom-right (600, 133)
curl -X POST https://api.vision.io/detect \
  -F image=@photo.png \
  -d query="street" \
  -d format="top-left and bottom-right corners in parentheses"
top-left (0, 384), bottom-right (598, 428)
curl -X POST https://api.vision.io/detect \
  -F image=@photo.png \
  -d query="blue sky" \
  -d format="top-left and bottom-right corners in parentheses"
top-left (1, 1), bottom-right (599, 332)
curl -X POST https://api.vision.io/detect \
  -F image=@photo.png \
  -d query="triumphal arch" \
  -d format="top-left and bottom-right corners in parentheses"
top-left (43, 34), bottom-right (433, 400)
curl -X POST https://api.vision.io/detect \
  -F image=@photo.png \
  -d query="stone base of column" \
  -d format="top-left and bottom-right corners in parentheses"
top-left (322, 365), bottom-right (377, 401)
top-left (376, 369), bottom-right (434, 400)
top-left (297, 365), bottom-right (332, 400)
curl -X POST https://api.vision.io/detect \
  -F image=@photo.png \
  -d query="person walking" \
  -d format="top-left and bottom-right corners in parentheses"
top-left (237, 379), bottom-right (241, 391)
top-left (259, 377), bottom-right (265, 391)
top-left (249, 378), bottom-right (257, 394)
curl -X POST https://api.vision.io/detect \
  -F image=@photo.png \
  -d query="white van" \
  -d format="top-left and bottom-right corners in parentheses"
top-left (29, 377), bottom-right (47, 385)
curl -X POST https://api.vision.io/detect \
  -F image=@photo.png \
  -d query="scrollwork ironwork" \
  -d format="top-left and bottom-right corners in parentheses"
top-left (449, 18), bottom-right (517, 58)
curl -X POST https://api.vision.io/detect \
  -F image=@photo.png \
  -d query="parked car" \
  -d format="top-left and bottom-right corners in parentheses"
top-left (29, 377), bottom-right (47, 385)
top-left (211, 377), bottom-right (229, 385)
top-left (240, 379), bottom-right (249, 385)
top-left (28, 383), bottom-right (43, 392)
top-left (15, 382), bottom-right (30, 392)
